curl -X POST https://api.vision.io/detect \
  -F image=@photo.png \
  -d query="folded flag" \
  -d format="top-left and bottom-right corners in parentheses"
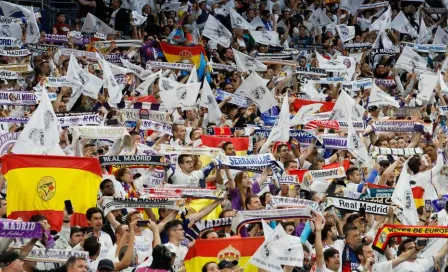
top-left (159, 42), bottom-right (206, 70)
top-left (2, 154), bottom-right (102, 230)
top-left (184, 237), bottom-right (264, 272)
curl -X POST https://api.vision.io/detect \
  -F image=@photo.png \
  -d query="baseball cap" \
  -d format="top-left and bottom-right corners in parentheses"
top-left (368, 105), bottom-right (379, 112)
top-left (97, 259), bottom-right (114, 271)
top-left (0, 251), bottom-right (22, 268)
top-left (218, 260), bottom-right (238, 269)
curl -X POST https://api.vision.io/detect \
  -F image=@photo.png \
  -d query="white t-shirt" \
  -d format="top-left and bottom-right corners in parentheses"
top-left (394, 257), bottom-right (434, 272)
top-left (315, 263), bottom-right (337, 272)
top-left (165, 242), bottom-right (188, 271)
top-left (99, 231), bottom-right (114, 260)
top-left (134, 229), bottom-right (154, 263)
top-left (372, 261), bottom-right (394, 272)
top-left (171, 170), bottom-right (205, 187)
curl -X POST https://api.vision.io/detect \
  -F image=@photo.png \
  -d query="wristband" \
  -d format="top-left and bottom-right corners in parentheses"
top-left (63, 219), bottom-right (70, 223)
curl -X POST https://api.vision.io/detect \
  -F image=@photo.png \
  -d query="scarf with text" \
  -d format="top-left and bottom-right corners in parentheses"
top-left (102, 196), bottom-right (185, 214)
top-left (24, 249), bottom-right (88, 263)
top-left (159, 144), bottom-right (224, 157)
top-left (140, 187), bottom-right (226, 199)
top-left (0, 220), bottom-right (42, 238)
top-left (99, 155), bottom-right (168, 169)
top-left (323, 196), bottom-right (390, 215)
top-left (270, 196), bottom-right (320, 210)
top-left (185, 218), bottom-right (233, 241)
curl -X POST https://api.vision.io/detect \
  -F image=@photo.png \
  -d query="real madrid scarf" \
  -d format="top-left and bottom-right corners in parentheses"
top-left (323, 196), bottom-right (390, 215)
top-left (231, 207), bottom-right (312, 234)
top-left (343, 42), bottom-right (372, 50)
top-left (298, 167), bottom-right (346, 191)
top-left (99, 155), bottom-right (168, 169)
top-left (139, 119), bottom-right (172, 135)
top-left (186, 218), bottom-right (233, 241)
top-left (270, 196), bottom-right (320, 210)
top-left (0, 49), bottom-right (31, 57)
top-left (0, 70), bottom-right (18, 79)
top-left (24, 249), bottom-right (88, 263)
top-left (218, 153), bottom-right (284, 178)
top-left (358, 1), bottom-right (388, 10)
top-left (0, 91), bottom-right (37, 105)
top-left (74, 126), bottom-right (130, 140)
top-left (0, 114), bottom-right (101, 126)
top-left (159, 144), bottom-right (224, 157)
top-left (0, 220), bottom-right (42, 238)
top-left (295, 67), bottom-right (327, 76)
top-left (26, 43), bottom-right (59, 53)
top-left (208, 62), bottom-right (235, 71)
top-left (0, 64), bottom-right (33, 73)
top-left (373, 225), bottom-right (448, 253)
top-left (371, 146), bottom-right (423, 157)
top-left (147, 61), bottom-right (194, 71)
top-left (102, 196), bottom-right (185, 215)
top-left (0, 37), bottom-right (22, 48)
top-left (140, 187), bottom-right (226, 199)
top-left (278, 175), bottom-right (298, 184)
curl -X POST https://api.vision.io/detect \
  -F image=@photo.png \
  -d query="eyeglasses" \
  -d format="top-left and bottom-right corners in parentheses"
top-left (182, 160), bottom-right (194, 164)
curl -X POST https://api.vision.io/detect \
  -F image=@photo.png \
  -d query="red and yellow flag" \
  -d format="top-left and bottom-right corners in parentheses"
top-left (293, 98), bottom-right (335, 113)
top-left (412, 186), bottom-right (425, 209)
top-left (184, 237), bottom-right (264, 272)
top-left (2, 154), bottom-right (102, 230)
top-left (201, 135), bottom-right (249, 156)
top-left (159, 42), bottom-right (206, 68)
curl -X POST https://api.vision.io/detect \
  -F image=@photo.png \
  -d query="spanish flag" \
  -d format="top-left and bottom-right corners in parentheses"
top-left (293, 98), bottom-right (335, 113)
top-left (2, 154), bottom-right (102, 230)
top-left (412, 186), bottom-right (425, 209)
top-left (201, 135), bottom-right (250, 156)
top-left (159, 42), bottom-right (206, 69)
top-left (184, 237), bottom-right (264, 272)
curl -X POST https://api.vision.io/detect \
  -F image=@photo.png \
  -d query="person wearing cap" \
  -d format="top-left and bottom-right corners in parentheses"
top-left (217, 260), bottom-right (240, 272)
top-left (0, 251), bottom-right (24, 272)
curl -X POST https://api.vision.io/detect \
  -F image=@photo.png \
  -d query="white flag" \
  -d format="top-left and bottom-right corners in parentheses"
top-left (81, 13), bottom-right (115, 35)
top-left (250, 17), bottom-right (265, 29)
top-left (199, 79), bottom-right (222, 123)
top-left (135, 71), bottom-right (161, 96)
top-left (330, 90), bottom-right (365, 121)
top-left (235, 71), bottom-right (277, 112)
top-left (417, 71), bottom-right (438, 103)
top-left (120, 58), bottom-right (152, 79)
top-left (372, 28), bottom-right (395, 50)
top-left (66, 54), bottom-right (103, 100)
top-left (0, 1), bottom-right (38, 43)
top-left (230, 8), bottom-right (254, 30)
top-left (232, 48), bottom-right (267, 72)
top-left (249, 223), bottom-right (284, 272)
top-left (369, 84), bottom-right (400, 108)
top-left (131, 11), bottom-right (147, 26)
top-left (214, 0), bottom-right (233, 16)
top-left (391, 11), bottom-right (418, 37)
top-left (347, 115), bottom-right (371, 166)
top-left (159, 82), bottom-right (201, 111)
top-left (336, 24), bottom-right (355, 42)
top-left (417, 19), bottom-right (430, 44)
top-left (98, 53), bottom-right (123, 103)
top-left (434, 26), bottom-right (448, 44)
top-left (290, 103), bottom-right (323, 126)
top-left (12, 87), bottom-right (64, 155)
top-left (340, 0), bottom-right (363, 15)
top-left (315, 51), bottom-right (347, 73)
top-left (158, 76), bottom-right (183, 92)
top-left (440, 72), bottom-right (448, 94)
top-left (301, 82), bottom-right (326, 101)
top-left (395, 46), bottom-right (427, 74)
top-left (370, 5), bottom-right (391, 30)
top-left (187, 66), bottom-right (198, 83)
top-left (259, 92), bottom-right (290, 154)
top-left (336, 56), bottom-right (356, 81)
top-left (203, 15), bottom-right (232, 48)
top-left (250, 30), bottom-right (280, 46)
top-left (160, 2), bottom-right (181, 12)
top-left (391, 160), bottom-right (419, 225)
top-left (309, 8), bottom-right (332, 27)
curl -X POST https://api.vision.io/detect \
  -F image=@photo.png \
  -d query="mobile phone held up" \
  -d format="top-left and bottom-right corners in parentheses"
top-left (64, 200), bottom-right (74, 215)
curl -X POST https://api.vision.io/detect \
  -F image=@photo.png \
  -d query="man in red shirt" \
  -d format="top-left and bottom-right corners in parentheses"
top-left (52, 12), bottom-right (71, 35)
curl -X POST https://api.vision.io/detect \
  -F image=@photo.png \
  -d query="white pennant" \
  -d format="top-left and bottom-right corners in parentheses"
top-left (330, 90), bottom-right (365, 121)
top-left (235, 71), bottom-right (277, 112)
top-left (250, 30), bottom-right (280, 46)
top-left (159, 83), bottom-right (201, 111)
top-left (395, 46), bottom-right (427, 74)
top-left (232, 48), bottom-right (267, 72)
top-left (81, 13), bottom-right (115, 35)
top-left (309, 8), bottom-right (332, 27)
top-left (135, 71), bottom-right (161, 96)
top-left (66, 54), bottom-right (103, 100)
top-left (370, 5), bottom-right (391, 30)
top-left (335, 24), bottom-right (355, 42)
top-left (97, 53), bottom-right (123, 104)
top-left (301, 82), bottom-right (326, 101)
top-left (12, 87), bottom-right (64, 155)
top-left (160, 1), bottom-right (181, 12)
top-left (347, 116), bottom-right (371, 166)
top-left (202, 15), bottom-right (232, 48)
top-left (391, 11), bottom-right (418, 37)
top-left (340, 0), bottom-right (364, 15)
top-left (369, 83), bottom-right (400, 108)
top-left (131, 11), bottom-right (146, 26)
top-left (230, 8), bottom-right (254, 30)
top-left (440, 72), bottom-right (448, 94)
top-left (250, 17), bottom-right (265, 29)
top-left (417, 18), bottom-right (430, 44)
top-left (214, 0), bottom-right (234, 16)
top-left (290, 103), bottom-right (323, 126)
top-left (0, 1), bottom-right (38, 43)
top-left (417, 71), bottom-right (438, 103)
top-left (391, 160), bottom-right (419, 225)
top-left (434, 26), bottom-right (448, 44)
top-left (248, 223), bottom-right (284, 272)
top-left (199, 80), bottom-right (222, 123)
top-left (187, 66), bottom-right (198, 83)
top-left (259, 92), bottom-right (290, 154)
top-left (372, 27), bottom-right (394, 50)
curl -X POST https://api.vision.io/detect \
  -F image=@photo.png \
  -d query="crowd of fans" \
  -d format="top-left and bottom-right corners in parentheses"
top-left (2, 0), bottom-right (448, 271)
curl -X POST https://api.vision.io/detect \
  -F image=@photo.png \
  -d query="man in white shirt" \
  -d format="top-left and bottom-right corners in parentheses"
top-left (86, 207), bottom-right (113, 260)
top-left (315, 215), bottom-right (341, 272)
top-left (164, 219), bottom-right (189, 272)
top-left (167, 154), bottom-right (216, 187)
top-left (394, 237), bottom-right (448, 272)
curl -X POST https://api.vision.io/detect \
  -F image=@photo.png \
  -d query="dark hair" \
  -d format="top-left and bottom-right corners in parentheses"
top-left (276, 144), bottom-right (288, 154)
top-left (323, 247), bottom-right (339, 262)
top-left (86, 207), bottom-right (102, 221)
top-left (83, 143), bottom-right (96, 149)
top-left (56, 12), bottom-right (65, 17)
top-left (29, 214), bottom-right (47, 222)
top-left (201, 230), bottom-right (217, 239)
top-left (66, 256), bottom-right (85, 269)
top-left (259, 192), bottom-right (271, 206)
top-left (321, 222), bottom-right (336, 241)
top-left (83, 236), bottom-right (101, 257)
top-left (262, 10), bottom-right (270, 16)
top-left (355, 242), bottom-right (370, 260)
top-left (178, 154), bottom-right (192, 165)
top-left (408, 155), bottom-right (421, 175)
top-left (221, 141), bottom-right (233, 151)
top-left (125, 210), bottom-right (140, 225)
top-left (342, 224), bottom-right (358, 238)
top-left (416, 206), bottom-right (425, 216)
top-left (397, 237), bottom-right (415, 256)
top-left (151, 245), bottom-right (173, 270)
top-left (219, 209), bottom-right (233, 219)
top-left (164, 219), bottom-right (183, 234)
top-left (346, 167), bottom-right (359, 180)
top-left (346, 213), bottom-right (361, 225)
top-left (284, 160), bottom-right (297, 169)
top-left (114, 167), bottom-right (129, 182)
top-left (308, 162), bottom-right (322, 171)
top-left (244, 195), bottom-right (259, 210)
top-left (100, 179), bottom-right (113, 190)
top-left (202, 262), bottom-right (218, 272)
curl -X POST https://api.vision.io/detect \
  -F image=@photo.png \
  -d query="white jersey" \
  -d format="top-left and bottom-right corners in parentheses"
top-left (134, 229), bottom-right (154, 264)
top-left (394, 257), bottom-right (434, 272)
top-left (165, 242), bottom-right (188, 271)
top-left (98, 231), bottom-right (114, 260)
